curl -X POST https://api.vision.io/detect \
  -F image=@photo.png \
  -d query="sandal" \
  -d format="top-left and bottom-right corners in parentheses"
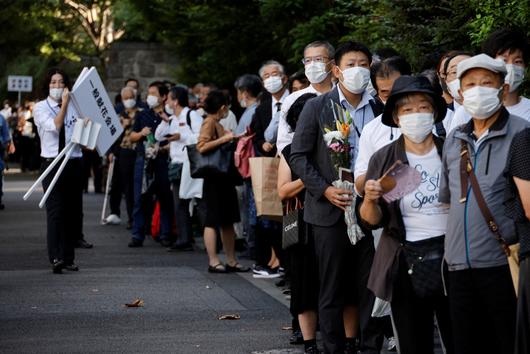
top-left (225, 262), bottom-right (250, 273)
top-left (208, 263), bottom-right (227, 273)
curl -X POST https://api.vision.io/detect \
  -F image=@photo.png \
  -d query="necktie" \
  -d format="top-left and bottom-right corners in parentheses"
top-left (276, 102), bottom-right (282, 112)
top-left (58, 103), bottom-right (65, 152)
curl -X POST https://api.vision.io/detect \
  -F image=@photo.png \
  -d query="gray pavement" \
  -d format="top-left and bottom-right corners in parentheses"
top-left (0, 175), bottom-right (299, 354)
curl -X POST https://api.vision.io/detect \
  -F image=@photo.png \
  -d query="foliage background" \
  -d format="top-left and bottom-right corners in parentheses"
top-left (1, 0), bottom-right (529, 101)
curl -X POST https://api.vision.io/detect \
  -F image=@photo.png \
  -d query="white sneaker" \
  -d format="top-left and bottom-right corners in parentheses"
top-left (105, 214), bottom-right (121, 225)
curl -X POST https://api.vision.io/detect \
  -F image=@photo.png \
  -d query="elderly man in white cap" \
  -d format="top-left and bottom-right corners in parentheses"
top-left (439, 53), bottom-right (530, 354)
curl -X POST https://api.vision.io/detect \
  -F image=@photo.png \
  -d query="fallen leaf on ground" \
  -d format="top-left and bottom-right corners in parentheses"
top-left (218, 314), bottom-right (240, 320)
top-left (125, 298), bottom-right (144, 307)
top-left (281, 326), bottom-right (293, 331)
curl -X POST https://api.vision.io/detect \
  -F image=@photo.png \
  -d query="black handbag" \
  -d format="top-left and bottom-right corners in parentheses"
top-left (282, 198), bottom-right (304, 250)
top-left (167, 162), bottom-right (183, 182)
top-left (402, 235), bottom-right (445, 298)
top-left (186, 142), bottom-right (234, 178)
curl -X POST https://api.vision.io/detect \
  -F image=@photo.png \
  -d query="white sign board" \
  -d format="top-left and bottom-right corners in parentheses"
top-left (8, 75), bottom-right (33, 92)
top-left (70, 67), bottom-right (123, 156)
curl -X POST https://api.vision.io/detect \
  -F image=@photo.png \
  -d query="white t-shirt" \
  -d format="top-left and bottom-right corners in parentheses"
top-left (400, 147), bottom-right (448, 242)
top-left (507, 96), bottom-right (530, 121)
top-left (448, 96), bottom-right (530, 132)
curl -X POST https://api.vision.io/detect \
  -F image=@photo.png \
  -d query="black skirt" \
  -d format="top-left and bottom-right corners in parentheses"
top-left (203, 174), bottom-right (240, 228)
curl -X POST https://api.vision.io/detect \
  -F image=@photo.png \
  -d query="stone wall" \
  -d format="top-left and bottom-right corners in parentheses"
top-left (105, 41), bottom-right (179, 101)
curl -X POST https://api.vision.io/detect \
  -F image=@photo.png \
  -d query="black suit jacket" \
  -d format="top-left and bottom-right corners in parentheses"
top-left (251, 92), bottom-right (277, 157)
top-left (289, 87), bottom-right (343, 227)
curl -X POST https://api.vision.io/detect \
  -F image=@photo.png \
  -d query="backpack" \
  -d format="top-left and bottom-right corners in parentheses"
top-left (234, 132), bottom-right (256, 178)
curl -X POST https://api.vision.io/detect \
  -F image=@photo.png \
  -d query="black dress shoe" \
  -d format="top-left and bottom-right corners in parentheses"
top-left (76, 239), bottom-right (93, 249)
top-left (52, 259), bottom-right (65, 274)
top-left (167, 243), bottom-right (194, 252)
top-left (64, 263), bottom-right (79, 271)
top-left (128, 238), bottom-right (143, 247)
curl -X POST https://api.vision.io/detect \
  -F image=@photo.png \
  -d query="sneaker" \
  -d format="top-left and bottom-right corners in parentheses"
top-left (104, 214), bottom-right (121, 225)
top-left (167, 243), bottom-right (194, 252)
top-left (344, 338), bottom-right (359, 354)
top-left (52, 259), bottom-right (65, 274)
top-left (305, 345), bottom-right (320, 354)
top-left (160, 238), bottom-right (173, 247)
top-left (387, 336), bottom-right (397, 352)
top-left (252, 266), bottom-right (281, 279)
top-left (289, 329), bottom-right (303, 345)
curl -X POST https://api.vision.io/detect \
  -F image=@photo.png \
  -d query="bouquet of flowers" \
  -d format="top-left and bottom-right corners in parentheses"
top-left (323, 100), bottom-right (365, 245)
top-left (323, 100), bottom-right (352, 174)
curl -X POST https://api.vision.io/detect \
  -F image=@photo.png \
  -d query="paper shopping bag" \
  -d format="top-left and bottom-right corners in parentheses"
top-left (249, 157), bottom-right (282, 219)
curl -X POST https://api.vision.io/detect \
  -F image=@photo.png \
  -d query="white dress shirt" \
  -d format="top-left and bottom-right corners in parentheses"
top-left (264, 89), bottom-right (290, 143)
top-left (34, 97), bottom-right (82, 158)
top-left (155, 110), bottom-right (193, 164)
top-left (220, 110), bottom-right (238, 132)
top-left (277, 85), bottom-right (321, 153)
top-left (338, 87), bottom-right (376, 171)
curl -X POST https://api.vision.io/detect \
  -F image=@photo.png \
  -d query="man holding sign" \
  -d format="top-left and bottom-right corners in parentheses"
top-left (33, 68), bottom-right (85, 274)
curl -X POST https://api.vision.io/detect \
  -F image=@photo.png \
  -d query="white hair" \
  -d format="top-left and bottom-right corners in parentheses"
top-left (121, 86), bottom-right (135, 97)
top-left (259, 60), bottom-right (285, 78)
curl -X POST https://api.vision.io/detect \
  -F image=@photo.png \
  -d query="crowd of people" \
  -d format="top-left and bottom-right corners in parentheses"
top-left (2, 26), bottom-right (530, 354)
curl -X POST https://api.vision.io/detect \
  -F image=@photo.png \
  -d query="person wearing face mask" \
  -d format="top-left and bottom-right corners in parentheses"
top-left (439, 54), bottom-right (530, 354)
top-left (354, 56), bottom-right (411, 194)
top-left (114, 78), bottom-right (148, 115)
top-left (276, 41), bottom-right (335, 153)
top-left (252, 60), bottom-right (290, 157)
top-left (33, 68), bottom-right (87, 273)
top-left (154, 86), bottom-right (198, 251)
top-left (360, 76), bottom-right (454, 354)
top-left (197, 90), bottom-right (249, 273)
top-left (127, 81), bottom-right (174, 248)
top-left (289, 41), bottom-right (384, 354)
top-left (105, 86), bottom-right (143, 228)
top-left (234, 74), bottom-right (262, 136)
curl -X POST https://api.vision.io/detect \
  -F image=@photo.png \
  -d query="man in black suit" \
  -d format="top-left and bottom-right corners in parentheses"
top-left (252, 60), bottom-right (290, 157)
top-left (290, 41), bottom-right (382, 354)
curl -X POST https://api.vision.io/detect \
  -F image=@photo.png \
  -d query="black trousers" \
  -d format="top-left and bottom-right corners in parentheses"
top-left (171, 167), bottom-right (192, 246)
top-left (312, 220), bottom-right (377, 354)
top-left (391, 254), bottom-right (454, 354)
top-left (82, 149), bottom-right (102, 193)
top-left (448, 265), bottom-right (516, 354)
top-left (109, 148), bottom-right (135, 221)
top-left (41, 157), bottom-right (83, 264)
top-left (516, 257), bottom-right (530, 354)
top-left (255, 220), bottom-right (283, 267)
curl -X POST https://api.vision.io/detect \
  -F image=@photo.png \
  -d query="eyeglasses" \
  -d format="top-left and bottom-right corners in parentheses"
top-left (301, 56), bottom-right (330, 65)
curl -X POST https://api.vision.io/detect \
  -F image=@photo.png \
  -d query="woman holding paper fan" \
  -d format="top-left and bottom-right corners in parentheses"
top-left (33, 68), bottom-right (84, 274)
top-left (359, 76), bottom-right (454, 354)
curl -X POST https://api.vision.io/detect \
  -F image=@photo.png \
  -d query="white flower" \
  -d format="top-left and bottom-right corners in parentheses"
top-left (323, 130), bottom-right (343, 145)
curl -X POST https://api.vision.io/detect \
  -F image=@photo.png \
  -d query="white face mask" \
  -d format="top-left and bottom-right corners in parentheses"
top-left (398, 112), bottom-right (434, 144)
top-left (123, 98), bottom-right (136, 109)
top-left (146, 95), bottom-right (160, 109)
top-left (505, 64), bottom-right (525, 93)
top-left (462, 86), bottom-right (503, 120)
top-left (239, 98), bottom-right (247, 108)
top-left (340, 67), bottom-right (370, 94)
top-left (305, 62), bottom-right (328, 84)
top-left (49, 87), bottom-right (64, 101)
top-left (165, 103), bottom-right (174, 115)
top-left (446, 79), bottom-right (460, 100)
top-left (263, 76), bottom-right (284, 94)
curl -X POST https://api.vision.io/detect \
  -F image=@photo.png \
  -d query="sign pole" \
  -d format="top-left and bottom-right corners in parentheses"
top-left (18, 91), bottom-right (21, 106)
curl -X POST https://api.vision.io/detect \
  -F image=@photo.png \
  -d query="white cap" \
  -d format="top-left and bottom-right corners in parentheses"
top-left (457, 53), bottom-right (507, 79)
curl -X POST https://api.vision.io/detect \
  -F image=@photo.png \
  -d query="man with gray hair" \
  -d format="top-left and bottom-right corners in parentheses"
top-left (276, 41), bottom-right (335, 153)
top-left (252, 60), bottom-right (290, 157)
top-left (440, 54), bottom-right (530, 354)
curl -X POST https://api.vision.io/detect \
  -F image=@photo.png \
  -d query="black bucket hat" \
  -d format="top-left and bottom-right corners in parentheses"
top-left (381, 75), bottom-right (447, 128)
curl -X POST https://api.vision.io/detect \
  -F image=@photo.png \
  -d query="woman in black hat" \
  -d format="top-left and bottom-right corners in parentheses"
top-left (359, 76), bottom-right (454, 354)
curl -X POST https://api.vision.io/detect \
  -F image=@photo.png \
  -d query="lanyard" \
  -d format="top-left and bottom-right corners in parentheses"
top-left (46, 99), bottom-right (59, 116)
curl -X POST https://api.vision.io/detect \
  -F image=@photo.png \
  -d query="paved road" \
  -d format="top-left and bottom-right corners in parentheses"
top-left (0, 175), bottom-right (298, 354)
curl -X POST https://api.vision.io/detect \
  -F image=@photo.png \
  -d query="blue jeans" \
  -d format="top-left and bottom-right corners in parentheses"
top-left (131, 155), bottom-right (173, 241)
